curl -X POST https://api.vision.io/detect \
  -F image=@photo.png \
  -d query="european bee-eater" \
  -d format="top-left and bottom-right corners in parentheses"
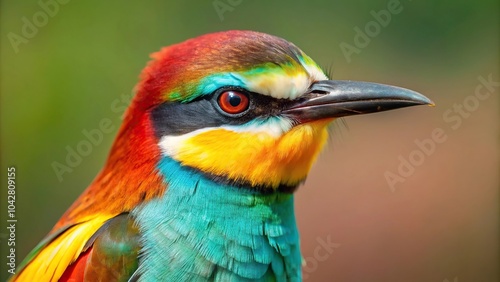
top-left (12, 30), bottom-right (432, 281)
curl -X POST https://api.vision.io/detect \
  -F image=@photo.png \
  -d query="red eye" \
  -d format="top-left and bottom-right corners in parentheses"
top-left (217, 91), bottom-right (249, 114)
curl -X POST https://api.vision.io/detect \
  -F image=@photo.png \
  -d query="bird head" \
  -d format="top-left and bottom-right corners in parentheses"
top-left (109, 30), bottom-right (432, 195)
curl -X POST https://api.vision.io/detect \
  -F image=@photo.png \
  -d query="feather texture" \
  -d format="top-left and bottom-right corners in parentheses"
top-left (13, 215), bottom-right (110, 282)
top-left (132, 157), bottom-right (302, 281)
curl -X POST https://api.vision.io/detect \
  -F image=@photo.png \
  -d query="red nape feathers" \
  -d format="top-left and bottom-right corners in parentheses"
top-left (52, 110), bottom-right (165, 231)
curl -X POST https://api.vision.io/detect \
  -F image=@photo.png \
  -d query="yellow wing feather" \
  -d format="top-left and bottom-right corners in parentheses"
top-left (13, 215), bottom-right (111, 282)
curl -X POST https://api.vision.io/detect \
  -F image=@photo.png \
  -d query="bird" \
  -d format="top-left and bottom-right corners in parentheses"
top-left (11, 30), bottom-right (432, 282)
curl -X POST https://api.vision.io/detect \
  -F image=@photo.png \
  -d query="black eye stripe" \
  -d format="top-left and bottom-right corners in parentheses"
top-left (151, 87), bottom-right (297, 137)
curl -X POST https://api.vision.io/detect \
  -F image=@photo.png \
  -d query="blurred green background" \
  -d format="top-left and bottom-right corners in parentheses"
top-left (1, 0), bottom-right (498, 281)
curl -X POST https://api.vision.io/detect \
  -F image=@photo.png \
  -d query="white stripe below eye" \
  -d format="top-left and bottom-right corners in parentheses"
top-left (158, 117), bottom-right (294, 157)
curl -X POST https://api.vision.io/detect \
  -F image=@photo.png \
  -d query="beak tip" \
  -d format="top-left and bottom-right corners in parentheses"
top-left (415, 94), bottom-right (434, 107)
top-left (400, 87), bottom-right (433, 107)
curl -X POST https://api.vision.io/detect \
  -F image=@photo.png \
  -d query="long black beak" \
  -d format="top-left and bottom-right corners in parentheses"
top-left (283, 80), bottom-right (433, 122)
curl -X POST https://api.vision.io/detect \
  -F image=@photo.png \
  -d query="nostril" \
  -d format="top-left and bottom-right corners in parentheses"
top-left (310, 90), bottom-right (328, 95)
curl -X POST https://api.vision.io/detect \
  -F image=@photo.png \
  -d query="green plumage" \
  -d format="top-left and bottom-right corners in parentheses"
top-left (131, 157), bottom-right (302, 281)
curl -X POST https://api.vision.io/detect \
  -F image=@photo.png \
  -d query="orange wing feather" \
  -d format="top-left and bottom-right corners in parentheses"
top-left (12, 110), bottom-right (165, 281)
